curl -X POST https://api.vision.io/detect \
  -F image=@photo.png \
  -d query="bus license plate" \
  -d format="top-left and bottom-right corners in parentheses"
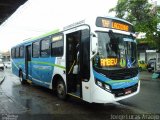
top-left (125, 89), bottom-right (132, 95)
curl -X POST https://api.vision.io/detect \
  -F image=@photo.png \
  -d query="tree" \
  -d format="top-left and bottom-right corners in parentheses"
top-left (109, 0), bottom-right (160, 50)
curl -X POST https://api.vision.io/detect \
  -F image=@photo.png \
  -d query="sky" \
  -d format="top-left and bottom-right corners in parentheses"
top-left (0, 0), bottom-right (118, 52)
top-left (0, 0), bottom-right (159, 52)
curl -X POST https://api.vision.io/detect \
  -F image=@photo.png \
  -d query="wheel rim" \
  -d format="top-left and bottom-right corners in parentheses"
top-left (57, 83), bottom-right (65, 97)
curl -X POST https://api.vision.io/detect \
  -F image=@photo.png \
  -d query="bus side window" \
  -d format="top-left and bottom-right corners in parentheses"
top-left (11, 48), bottom-right (16, 58)
top-left (40, 38), bottom-right (50, 57)
top-left (32, 41), bottom-right (40, 58)
top-left (51, 34), bottom-right (64, 57)
top-left (19, 46), bottom-right (24, 58)
top-left (15, 47), bottom-right (20, 58)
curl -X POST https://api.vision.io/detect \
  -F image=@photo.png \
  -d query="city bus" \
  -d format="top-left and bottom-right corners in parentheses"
top-left (11, 16), bottom-right (140, 103)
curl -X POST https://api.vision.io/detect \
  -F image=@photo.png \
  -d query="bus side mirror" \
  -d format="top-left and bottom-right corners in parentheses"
top-left (90, 37), bottom-right (98, 59)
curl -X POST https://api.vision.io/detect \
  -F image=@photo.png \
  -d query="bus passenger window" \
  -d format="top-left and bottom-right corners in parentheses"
top-left (15, 47), bottom-right (20, 58)
top-left (32, 41), bottom-right (40, 58)
top-left (11, 48), bottom-right (16, 58)
top-left (40, 38), bottom-right (50, 57)
top-left (51, 34), bottom-right (63, 57)
top-left (19, 46), bottom-right (24, 58)
top-left (51, 40), bottom-right (63, 57)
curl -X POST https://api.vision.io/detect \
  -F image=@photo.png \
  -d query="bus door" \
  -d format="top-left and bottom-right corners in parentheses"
top-left (66, 26), bottom-right (90, 99)
top-left (25, 45), bottom-right (32, 80)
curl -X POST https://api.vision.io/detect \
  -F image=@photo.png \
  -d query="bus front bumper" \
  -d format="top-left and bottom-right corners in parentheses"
top-left (92, 81), bottom-right (140, 103)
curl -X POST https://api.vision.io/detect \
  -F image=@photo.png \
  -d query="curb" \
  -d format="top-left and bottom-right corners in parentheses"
top-left (140, 78), bottom-right (160, 81)
top-left (140, 79), bottom-right (151, 81)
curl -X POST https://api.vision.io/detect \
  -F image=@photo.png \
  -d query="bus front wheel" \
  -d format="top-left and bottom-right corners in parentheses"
top-left (56, 79), bottom-right (67, 100)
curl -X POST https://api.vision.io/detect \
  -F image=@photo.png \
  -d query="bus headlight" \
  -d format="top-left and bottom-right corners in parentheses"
top-left (97, 81), bottom-right (103, 87)
top-left (95, 79), bottom-right (111, 92)
top-left (105, 84), bottom-right (110, 90)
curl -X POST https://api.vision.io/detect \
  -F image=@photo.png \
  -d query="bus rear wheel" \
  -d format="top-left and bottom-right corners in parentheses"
top-left (19, 71), bottom-right (26, 84)
top-left (56, 79), bottom-right (67, 100)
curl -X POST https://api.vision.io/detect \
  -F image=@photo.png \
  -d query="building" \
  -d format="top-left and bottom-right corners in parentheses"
top-left (137, 40), bottom-right (157, 62)
top-left (0, 51), bottom-right (10, 62)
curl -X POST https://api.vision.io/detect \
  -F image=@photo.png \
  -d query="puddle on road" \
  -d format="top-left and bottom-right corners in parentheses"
top-left (0, 88), bottom-right (5, 96)
top-left (0, 91), bottom-right (4, 95)
top-left (25, 99), bottom-right (32, 110)
top-left (19, 90), bottom-right (25, 95)
top-left (17, 90), bottom-right (33, 110)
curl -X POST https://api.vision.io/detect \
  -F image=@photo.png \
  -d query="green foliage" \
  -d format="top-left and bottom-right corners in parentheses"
top-left (109, 0), bottom-right (160, 50)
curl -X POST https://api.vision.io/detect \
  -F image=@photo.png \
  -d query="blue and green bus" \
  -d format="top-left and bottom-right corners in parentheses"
top-left (11, 16), bottom-right (140, 103)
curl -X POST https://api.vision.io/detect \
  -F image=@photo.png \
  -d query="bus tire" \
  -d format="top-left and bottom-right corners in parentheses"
top-left (56, 79), bottom-right (67, 100)
top-left (19, 71), bottom-right (26, 85)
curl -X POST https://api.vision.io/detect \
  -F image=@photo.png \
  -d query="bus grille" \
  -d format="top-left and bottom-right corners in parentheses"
top-left (94, 67), bottom-right (138, 80)
top-left (112, 83), bottom-right (138, 97)
top-left (106, 68), bottom-right (138, 80)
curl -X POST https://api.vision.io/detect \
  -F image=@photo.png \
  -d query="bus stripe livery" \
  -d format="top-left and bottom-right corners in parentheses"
top-left (11, 16), bottom-right (140, 103)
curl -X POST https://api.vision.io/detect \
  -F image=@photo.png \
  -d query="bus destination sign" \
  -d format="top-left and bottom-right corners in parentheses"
top-left (100, 58), bottom-right (118, 67)
top-left (96, 17), bottom-right (133, 32)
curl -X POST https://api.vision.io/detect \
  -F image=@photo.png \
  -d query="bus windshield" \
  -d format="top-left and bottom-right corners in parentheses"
top-left (93, 32), bottom-right (137, 70)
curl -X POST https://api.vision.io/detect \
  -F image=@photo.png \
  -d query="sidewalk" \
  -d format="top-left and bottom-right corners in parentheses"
top-left (0, 71), bottom-right (5, 84)
top-left (139, 71), bottom-right (159, 81)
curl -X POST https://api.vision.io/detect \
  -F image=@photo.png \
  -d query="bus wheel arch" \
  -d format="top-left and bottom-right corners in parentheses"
top-left (52, 74), bottom-right (67, 100)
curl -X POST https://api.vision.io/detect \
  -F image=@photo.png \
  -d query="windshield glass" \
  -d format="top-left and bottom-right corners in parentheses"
top-left (93, 32), bottom-right (137, 70)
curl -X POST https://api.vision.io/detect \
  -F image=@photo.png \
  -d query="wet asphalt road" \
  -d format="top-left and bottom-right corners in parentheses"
top-left (0, 69), bottom-right (160, 120)
top-left (119, 79), bottom-right (160, 114)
